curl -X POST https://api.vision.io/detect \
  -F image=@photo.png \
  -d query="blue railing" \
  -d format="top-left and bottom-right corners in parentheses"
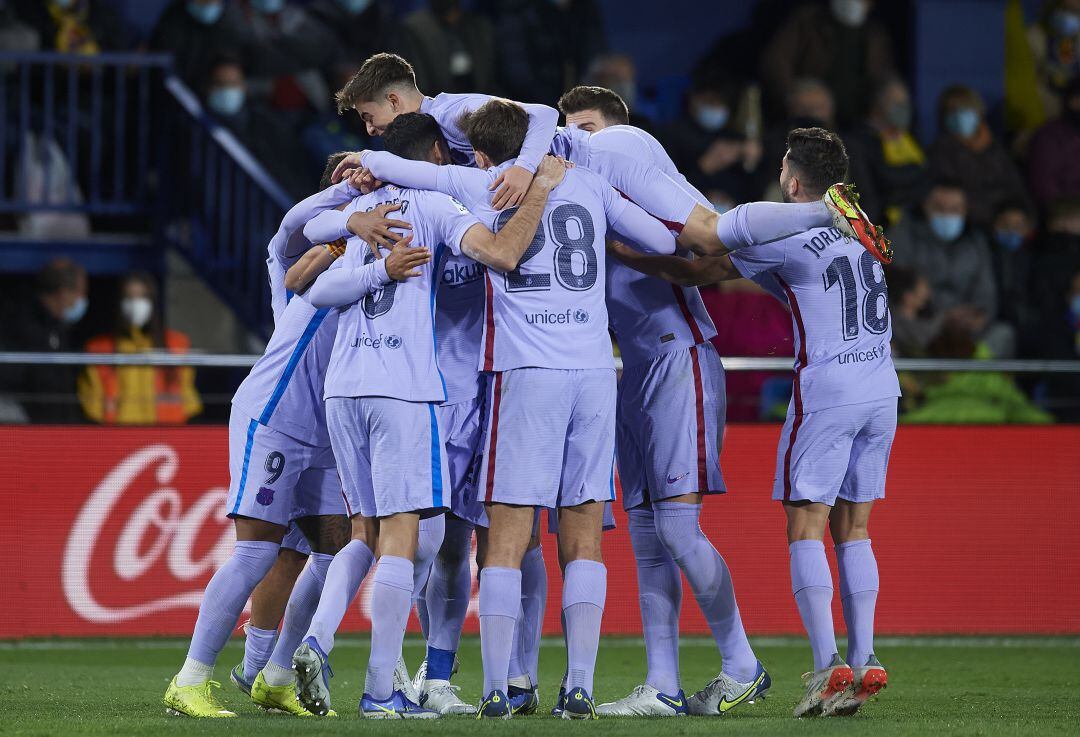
top-left (1, 52), bottom-right (291, 339)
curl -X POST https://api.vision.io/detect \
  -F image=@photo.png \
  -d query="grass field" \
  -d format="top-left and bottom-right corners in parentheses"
top-left (2, 635), bottom-right (1078, 736)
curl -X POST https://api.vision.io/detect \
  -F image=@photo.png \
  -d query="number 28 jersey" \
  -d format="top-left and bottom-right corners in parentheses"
top-left (729, 226), bottom-right (901, 414)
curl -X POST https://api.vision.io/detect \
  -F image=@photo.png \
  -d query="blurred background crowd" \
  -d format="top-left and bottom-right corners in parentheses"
top-left (1, 0), bottom-right (1079, 425)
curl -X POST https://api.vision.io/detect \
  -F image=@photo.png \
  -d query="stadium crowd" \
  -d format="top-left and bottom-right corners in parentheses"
top-left (1, 0), bottom-right (1079, 423)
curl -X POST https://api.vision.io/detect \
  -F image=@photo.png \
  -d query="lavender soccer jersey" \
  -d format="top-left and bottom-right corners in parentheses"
top-left (435, 252), bottom-right (486, 404)
top-left (420, 93), bottom-right (557, 172)
top-left (729, 226), bottom-right (901, 413)
top-left (322, 186), bottom-right (478, 402)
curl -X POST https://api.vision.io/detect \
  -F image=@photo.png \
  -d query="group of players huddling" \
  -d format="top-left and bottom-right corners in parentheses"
top-left (163, 51), bottom-right (898, 721)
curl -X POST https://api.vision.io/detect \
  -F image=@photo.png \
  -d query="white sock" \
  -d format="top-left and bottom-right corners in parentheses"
top-left (176, 657), bottom-right (213, 687)
top-left (508, 674), bottom-right (532, 690)
top-left (262, 660), bottom-right (295, 688)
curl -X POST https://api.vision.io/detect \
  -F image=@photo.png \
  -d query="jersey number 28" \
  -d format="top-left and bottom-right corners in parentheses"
top-left (494, 204), bottom-right (598, 293)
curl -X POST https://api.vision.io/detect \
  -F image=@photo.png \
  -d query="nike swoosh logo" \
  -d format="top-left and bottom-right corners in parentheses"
top-left (718, 672), bottom-right (765, 712)
top-left (666, 472), bottom-right (690, 484)
top-left (657, 695), bottom-right (683, 707)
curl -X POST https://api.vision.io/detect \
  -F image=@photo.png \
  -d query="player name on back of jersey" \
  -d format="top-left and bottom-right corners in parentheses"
top-left (797, 226), bottom-right (845, 258)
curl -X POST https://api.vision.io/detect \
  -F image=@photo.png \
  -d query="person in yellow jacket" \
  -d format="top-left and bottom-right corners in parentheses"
top-left (78, 271), bottom-right (202, 424)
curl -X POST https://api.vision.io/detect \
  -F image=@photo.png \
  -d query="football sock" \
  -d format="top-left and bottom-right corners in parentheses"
top-left (266, 552), bottom-right (333, 677)
top-left (507, 603), bottom-right (527, 682)
top-left (628, 507), bottom-right (682, 695)
top-left (789, 539), bottom-right (838, 671)
top-left (836, 539), bottom-right (879, 668)
top-left (424, 516), bottom-right (474, 668)
top-left (365, 556), bottom-right (414, 701)
top-left (305, 539), bottom-right (374, 656)
top-left (262, 660), bottom-right (296, 688)
top-left (655, 501), bottom-right (758, 683)
top-left (242, 625), bottom-right (277, 683)
top-left (715, 200), bottom-right (830, 251)
top-left (563, 559), bottom-right (607, 695)
top-left (180, 540), bottom-right (278, 685)
top-left (519, 544), bottom-right (548, 685)
top-left (414, 514), bottom-right (445, 604)
top-left (479, 566), bottom-right (521, 696)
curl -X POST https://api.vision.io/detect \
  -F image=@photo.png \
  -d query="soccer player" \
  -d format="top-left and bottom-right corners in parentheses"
top-left (355, 100), bottom-right (681, 720)
top-left (290, 155), bottom-right (569, 719)
top-left (609, 128), bottom-right (899, 719)
top-left (552, 85), bottom-right (891, 263)
top-left (162, 166), bottom-right (401, 718)
top-left (332, 52), bottom-right (558, 210)
top-left (551, 87), bottom-right (770, 718)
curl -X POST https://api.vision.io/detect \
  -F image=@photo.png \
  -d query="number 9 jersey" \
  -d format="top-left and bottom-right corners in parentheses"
top-left (728, 226), bottom-right (901, 415)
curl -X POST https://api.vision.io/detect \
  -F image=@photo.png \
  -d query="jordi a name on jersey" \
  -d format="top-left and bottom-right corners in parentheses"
top-left (525, 308), bottom-right (591, 326)
top-left (350, 333), bottom-right (403, 350)
top-left (442, 261), bottom-right (484, 288)
top-left (799, 227), bottom-right (845, 257)
top-left (836, 341), bottom-right (888, 366)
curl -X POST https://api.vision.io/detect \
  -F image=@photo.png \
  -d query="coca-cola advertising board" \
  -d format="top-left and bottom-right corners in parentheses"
top-left (2, 425), bottom-right (1079, 638)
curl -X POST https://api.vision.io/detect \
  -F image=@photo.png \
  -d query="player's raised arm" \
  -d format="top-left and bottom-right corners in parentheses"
top-left (599, 180), bottom-right (677, 255)
top-left (306, 235), bottom-right (430, 309)
top-left (607, 240), bottom-right (739, 287)
top-left (460, 155), bottom-right (565, 271)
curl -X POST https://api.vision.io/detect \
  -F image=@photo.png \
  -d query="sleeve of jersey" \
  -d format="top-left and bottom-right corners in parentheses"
top-left (361, 151), bottom-right (440, 190)
top-left (514, 102), bottom-right (559, 174)
top-left (277, 181), bottom-right (357, 259)
top-left (728, 243), bottom-right (788, 280)
top-left (431, 194), bottom-right (482, 256)
top-left (303, 209), bottom-right (351, 244)
top-left (605, 189), bottom-right (677, 255)
top-left (306, 258), bottom-right (391, 309)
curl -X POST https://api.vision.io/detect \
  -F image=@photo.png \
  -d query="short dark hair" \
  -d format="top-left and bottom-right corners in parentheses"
top-left (929, 175), bottom-right (966, 195)
top-left (459, 99), bottom-right (528, 165)
top-left (37, 258), bottom-right (85, 295)
top-left (383, 112), bottom-right (446, 162)
top-left (785, 127), bottom-right (848, 196)
top-left (320, 152), bottom-right (350, 190)
top-left (557, 86), bottom-right (629, 126)
top-left (335, 53), bottom-right (417, 113)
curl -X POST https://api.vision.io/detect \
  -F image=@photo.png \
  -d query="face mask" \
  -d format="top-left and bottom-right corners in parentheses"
top-left (831, 0), bottom-right (870, 27)
top-left (995, 229), bottom-right (1025, 252)
top-left (63, 295), bottom-right (87, 325)
top-left (209, 86), bottom-right (245, 116)
top-left (187, 1), bottom-right (224, 25)
top-left (54, 0), bottom-right (77, 9)
top-left (885, 102), bottom-right (912, 130)
top-left (336, 0), bottom-right (372, 13)
top-left (122, 297), bottom-right (153, 328)
top-left (945, 108), bottom-right (980, 138)
top-left (1051, 10), bottom-right (1080, 36)
top-left (251, 0), bottom-right (285, 13)
top-left (929, 213), bottom-right (965, 242)
top-left (694, 105), bottom-right (730, 132)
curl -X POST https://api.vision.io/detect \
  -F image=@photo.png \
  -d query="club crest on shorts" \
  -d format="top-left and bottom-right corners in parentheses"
top-left (256, 486), bottom-right (275, 506)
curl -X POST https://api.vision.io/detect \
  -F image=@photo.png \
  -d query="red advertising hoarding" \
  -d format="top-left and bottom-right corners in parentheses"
top-left (2, 425), bottom-right (1078, 638)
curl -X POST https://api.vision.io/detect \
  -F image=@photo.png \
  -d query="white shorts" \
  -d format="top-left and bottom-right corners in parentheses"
top-left (773, 397), bottom-right (897, 505)
top-left (225, 410), bottom-right (344, 527)
top-left (617, 343), bottom-right (726, 510)
top-left (281, 523), bottom-right (311, 555)
top-left (478, 367), bottom-right (616, 509)
top-left (438, 389), bottom-right (488, 528)
top-left (326, 396), bottom-right (451, 519)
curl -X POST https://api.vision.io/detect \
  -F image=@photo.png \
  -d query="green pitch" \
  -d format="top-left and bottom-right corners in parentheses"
top-left (2, 636), bottom-right (1078, 736)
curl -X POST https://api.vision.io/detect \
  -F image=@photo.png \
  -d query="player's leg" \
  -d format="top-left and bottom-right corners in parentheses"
top-left (507, 524), bottom-right (546, 715)
top-left (829, 398), bottom-right (895, 715)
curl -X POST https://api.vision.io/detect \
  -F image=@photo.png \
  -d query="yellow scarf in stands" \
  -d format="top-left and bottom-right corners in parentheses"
top-left (47, 0), bottom-right (100, 55)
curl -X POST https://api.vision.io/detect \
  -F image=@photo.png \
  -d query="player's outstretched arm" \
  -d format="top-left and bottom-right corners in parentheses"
top-left (608, 197), bottom-right (678, 255)
top-left (284, 244), bottom-right (341, 295)
top-left (462, 155), bottom-right (566, 271)
top-left (306, 235), bottom-right (430, 309)
top-left (303, 202), bottom-right (411, 250)
top-left (607, 240), bottom-right (740, 287)
top-left (276, 180), bottom-right (357, 260)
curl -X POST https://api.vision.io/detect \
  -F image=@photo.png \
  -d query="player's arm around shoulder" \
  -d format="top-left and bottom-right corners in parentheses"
top-left (463, 155), bottom-right (567, 271)
top-left (489, 101), bottom-right (560, 209)
top-left (607, 240), bottom-right (740, 287)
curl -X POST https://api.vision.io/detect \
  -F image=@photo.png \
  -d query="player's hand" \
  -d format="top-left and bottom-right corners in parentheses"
top-left (346, 203), bottom-right (411, 250)
top-left (489, 164), bottom-right (534, 210)
top-left (383, 236), bottom-right (431, 281)
top-left (532, 155), bottom-right (570, 191)
top-left (606, 238), bottom-right (638, 263)
top-left (330, 152), bottom-right (365, 184)
top-left (349, 167), bottom-right (383, 195)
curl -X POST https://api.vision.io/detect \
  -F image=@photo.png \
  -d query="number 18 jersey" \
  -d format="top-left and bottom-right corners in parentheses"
top-left (729, 226), bottom-right (901, 414)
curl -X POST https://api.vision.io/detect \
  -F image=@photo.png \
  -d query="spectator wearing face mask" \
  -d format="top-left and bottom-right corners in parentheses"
top-left (308, 0), bottom-right (395, 93)
top-left (662, 76), bottom-right (760, 204)
top-left (12, 0), bottom-right (127, 52)
top-left (1028, 75), bottom-right (1080, 209)
top-left (78, 272), bottom-right (202, 425)
top-left (760, 78), bottom-right (835, 198)
top-left (890, 178), bottom-right (1017, 357)
top-left (150, 0), bottom-right (260, 88)
top-left (759, 0), bottom-right (896, 127)
top-left (201, 55), bottom-right (315, 198)
top-left (1028, 0), bottom-right (1080, 120)
top-left (0, 258), bottom-right (88, 423)
top-left (989, 200), bottom-right (1037, 334)
top-left (846, 76), bottom-right (929, 224)
top-left (928, 84), bottom-right (1031, 228)
top-left (584, 53), bottom-right (654, 131)
top-left (396, 0), bottom-right (498, 95)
